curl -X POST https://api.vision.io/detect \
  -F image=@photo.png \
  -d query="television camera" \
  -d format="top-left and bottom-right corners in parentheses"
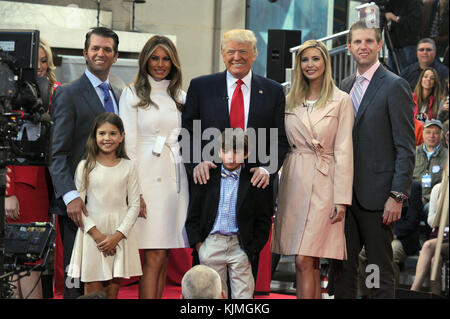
top-left (0, 29), bottom-right (55, 298)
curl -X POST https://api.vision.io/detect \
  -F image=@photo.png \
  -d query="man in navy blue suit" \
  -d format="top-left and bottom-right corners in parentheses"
top-left (182, 29), bottom-right (289, 290)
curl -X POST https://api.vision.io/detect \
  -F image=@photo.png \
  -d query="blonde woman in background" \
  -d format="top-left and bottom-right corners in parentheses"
top-left (271, 40), bottom-right (354, 299)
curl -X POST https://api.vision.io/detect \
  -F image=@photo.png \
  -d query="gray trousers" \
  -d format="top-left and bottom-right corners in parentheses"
top-left (199, 234), bottom-right (254, 299)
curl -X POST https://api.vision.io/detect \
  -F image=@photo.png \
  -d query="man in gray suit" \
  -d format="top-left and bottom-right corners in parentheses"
top-left (333, 20), bottom-right (416, 298)
top-left (49, 27), bottom-right (120, 298)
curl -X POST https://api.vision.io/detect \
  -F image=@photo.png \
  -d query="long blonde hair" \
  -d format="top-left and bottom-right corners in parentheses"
top-left (133, 35), bottom-right (183, 111)
top-left (39, 38), bottom-right (57, 94)
top-left (286, 40), bottom-right (335, 111)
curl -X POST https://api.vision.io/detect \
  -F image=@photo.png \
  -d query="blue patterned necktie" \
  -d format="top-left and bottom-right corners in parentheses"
top-left (350, 75), bottom-right (365, 117)
top-left (221, 168), bottom-right (239, 180)
top-left (98, 82), bottom-right (115, 113)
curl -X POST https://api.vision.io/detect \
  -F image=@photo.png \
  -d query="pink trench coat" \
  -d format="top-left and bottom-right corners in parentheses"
top-left (271, 88), bottom-right (354, 260)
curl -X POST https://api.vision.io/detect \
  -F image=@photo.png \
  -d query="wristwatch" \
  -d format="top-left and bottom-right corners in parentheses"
top-left (389, 191), bottom-right (408, 203)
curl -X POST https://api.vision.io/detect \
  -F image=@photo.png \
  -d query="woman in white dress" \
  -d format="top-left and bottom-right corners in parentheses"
top-left (119, 35), bottom-right (189, 299)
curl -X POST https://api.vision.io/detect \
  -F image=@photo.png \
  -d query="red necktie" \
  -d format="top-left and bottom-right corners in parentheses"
top-left (230, 79), bottom-right (245, 130)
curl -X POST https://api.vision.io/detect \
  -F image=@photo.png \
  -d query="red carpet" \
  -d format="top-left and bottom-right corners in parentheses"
top-left (53, 283), bottom-right (296, 299)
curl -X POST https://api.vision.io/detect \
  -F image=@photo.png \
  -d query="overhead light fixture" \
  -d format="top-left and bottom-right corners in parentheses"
top-left (96, 0), bottom-right (101, 27)
top-left (132, 0), bottom-right (146, 32)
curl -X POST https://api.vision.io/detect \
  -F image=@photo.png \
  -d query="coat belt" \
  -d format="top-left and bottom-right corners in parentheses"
top-left (290, 139), bottom-right (334, 176)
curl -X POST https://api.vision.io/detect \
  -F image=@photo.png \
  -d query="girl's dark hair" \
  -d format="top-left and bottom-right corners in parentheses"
top-left (81, 112), bottom-right (129, 191)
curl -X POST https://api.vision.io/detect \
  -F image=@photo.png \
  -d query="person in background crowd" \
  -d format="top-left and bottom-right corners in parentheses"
top-left (411, 119), bottom-right (448, 294)
top-left (271, 40), bottom-right (353, 299)
top-left (400, 38), bottom-right (449, 91)
top-left (415, 118), bottom-right (425, 145)
top-left (437, 77), bottom-right (449, 123)
top-left (413, 67), bottom-right (442, 122)
top-left (119, 35), bottom-right (189, 299)
top-left (422, 0), bottom-right (449, 58)
top-left (384, 0), bottom-right (423, 74)
top-left (5, 38), bottom-right (59, 299)
top-left (412, 119), bottom-right (448, 237)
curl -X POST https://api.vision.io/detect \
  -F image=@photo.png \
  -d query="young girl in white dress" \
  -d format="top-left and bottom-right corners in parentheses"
top-left (68, 112), bottom-right (142, 298)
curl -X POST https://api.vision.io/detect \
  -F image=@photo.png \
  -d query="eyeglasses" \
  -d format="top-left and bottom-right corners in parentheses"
top-left (417, 48), bottom-right (434, 52)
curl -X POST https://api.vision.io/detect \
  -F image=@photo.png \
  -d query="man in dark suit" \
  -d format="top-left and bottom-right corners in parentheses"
top-left (333, 20), bottom-right (416, 299)
top-left (182, 29), bottom-right (289, 288)
top-left (49, 27), bottom-right (121, 298)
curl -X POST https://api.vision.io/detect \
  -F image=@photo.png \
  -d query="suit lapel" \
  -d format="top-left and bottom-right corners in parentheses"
top-left (354, 66), bottom-right (385, 126)
top-left (342, 74), bottom-right (356, 94)
top-left (284, 106), bottom-right (315, 145)
top-left (247, 74), bottom-right (264, 129)
top-left (217, 72), bottom-right (231, 129)
top-left (209, 168), bottom-right (222, 215)
top-left (236, 168), bottom-right (251, 215)
top-left (309, 99), bottom-right (338, 127)
top-left (77, 74), bottom-right (105, 117)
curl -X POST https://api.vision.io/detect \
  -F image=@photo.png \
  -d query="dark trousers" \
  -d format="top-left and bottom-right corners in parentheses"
top-left (58, 215), bottom-right (84, 299)
top-left (334, 196), bottom-right (395, 299)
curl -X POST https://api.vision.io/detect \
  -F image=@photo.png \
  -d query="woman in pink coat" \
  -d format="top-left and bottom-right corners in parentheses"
top-left (271, 40), bottom-right (354, 299)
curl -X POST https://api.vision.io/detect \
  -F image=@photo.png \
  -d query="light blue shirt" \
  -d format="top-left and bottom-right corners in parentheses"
top-left (210, 166), bottom-right (241, 235)
top-left (62, 69), bottom-right (118, 206)
top-left (84, 69), bottom-right (119, 115)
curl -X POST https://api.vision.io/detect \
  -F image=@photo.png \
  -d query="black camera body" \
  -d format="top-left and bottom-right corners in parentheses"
top-left (0, 29), bottom-right (52, 167)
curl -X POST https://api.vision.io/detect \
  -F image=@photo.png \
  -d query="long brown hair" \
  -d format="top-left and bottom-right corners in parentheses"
top-left (286, 40), bottom-right (336, 111)
top-left (133, 35), bottom-right (183, 111)
top-left (414, 67), bottom-right (442, 119)
top-left (80, 113), bottom-right (129, 192)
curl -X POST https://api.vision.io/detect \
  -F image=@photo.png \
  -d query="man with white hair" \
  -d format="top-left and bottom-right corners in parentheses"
top-left (182, 29), bottom-right (289, 294)
top-left (181, 265), bottom-right (225, 299)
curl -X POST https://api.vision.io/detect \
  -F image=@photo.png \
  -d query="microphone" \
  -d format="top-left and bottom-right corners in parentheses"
top-left (223, 96), bottom-right (229, 101)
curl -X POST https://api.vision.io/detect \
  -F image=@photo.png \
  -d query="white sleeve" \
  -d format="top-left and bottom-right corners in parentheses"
top-left (119, 86), bottom-right (139, 161)
top-left (75, 160), bottom-right (97, 233)
top-left (116, 161), bottom-right (140, 238)
top-left (119, 86), bottom-right (143, 195)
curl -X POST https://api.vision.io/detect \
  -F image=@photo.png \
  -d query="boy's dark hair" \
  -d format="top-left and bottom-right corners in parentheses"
top-left (85, 27), bottom-right (119, 54)
top-left (219, 128), bottom-right (249, 155)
